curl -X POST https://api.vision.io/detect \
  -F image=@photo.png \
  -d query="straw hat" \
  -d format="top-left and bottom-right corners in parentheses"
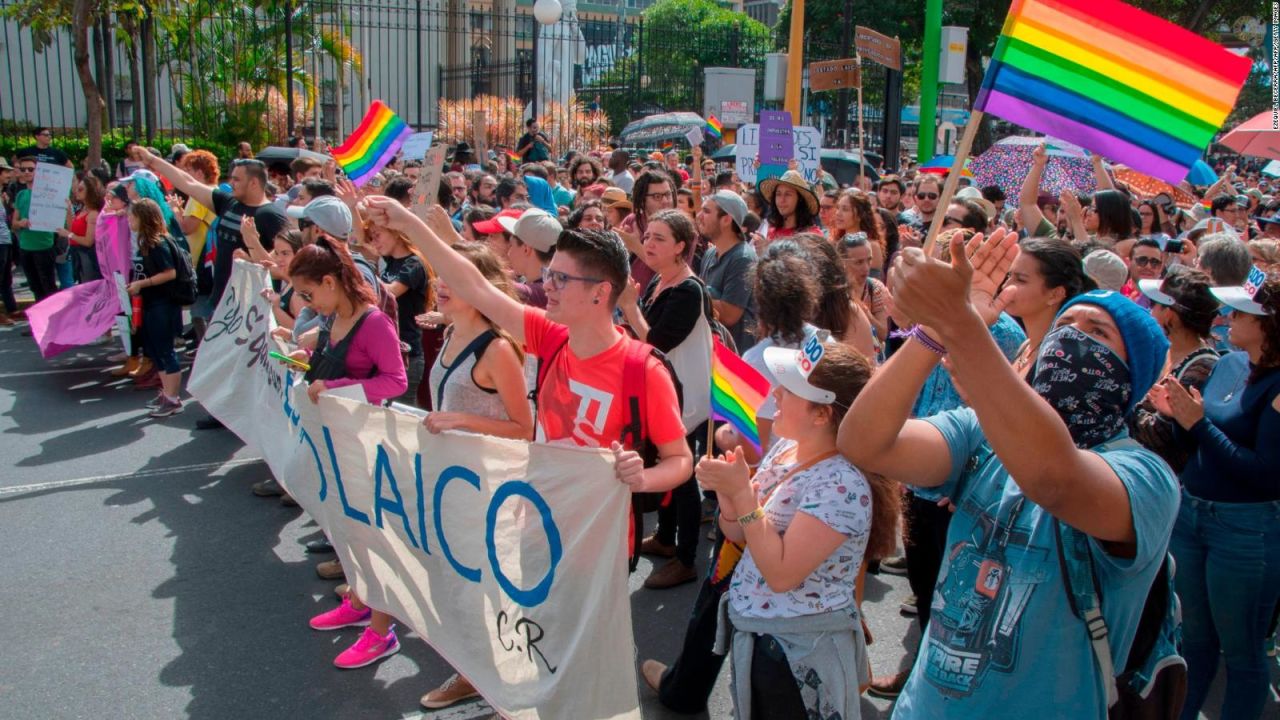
top-left (601, 186), bottom-right (632, 211)
top-left (758, 170), bottom-right (819, 215)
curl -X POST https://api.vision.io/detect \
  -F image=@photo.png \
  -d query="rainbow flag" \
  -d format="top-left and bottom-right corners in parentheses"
top-left (333, 101), bottom-right (414, 186)
top-left (710, 338), bottom-right (770, 451)
top-left (705, 115), bottom-right (723, 139)
top-left (505, 149), bottom-right (521, 163)
top-left (975, 0), bottom-right (1251, 184)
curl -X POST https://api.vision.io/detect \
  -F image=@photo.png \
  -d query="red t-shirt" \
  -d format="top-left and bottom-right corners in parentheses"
top-left (524, 307), bottom-right (685, 449)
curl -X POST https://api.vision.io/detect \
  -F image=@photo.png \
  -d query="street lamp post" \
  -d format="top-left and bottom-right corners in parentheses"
top-left (531, 0), bottom-right (562, 123)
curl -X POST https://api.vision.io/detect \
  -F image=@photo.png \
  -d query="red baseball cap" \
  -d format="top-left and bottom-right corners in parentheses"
top-left (471, 208), bottom-right (524, 235)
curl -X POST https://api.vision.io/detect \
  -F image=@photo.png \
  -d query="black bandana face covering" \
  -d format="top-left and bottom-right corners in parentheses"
top-left (1031, 325), bottom-right (1132, 449)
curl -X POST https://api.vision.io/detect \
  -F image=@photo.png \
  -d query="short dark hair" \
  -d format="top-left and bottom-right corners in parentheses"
top-left (495, 178), bottom-right (522, 204)
top-left (300, 178), bottom-right (335, 198)
top-left (290, 156), bottom-right (323, 175)
top-left (1210, 194), bottom-right (1242, 215)
top-left (554, 228), bottom-right (630, 305)
top-left (981, 184), bottom-right (1006, 203)
top-left (525, 118), bottom-right (537, 128)
top-left (384, 176), bottom-right (415, 204)
top-left (232, 158), bottom-right (268, 187)
top-left (876, 175), bottom-right (906, 194)
top-left (520, 163), bottom-right (549, 180)
top-left (713, 170), bottom-right (736, 189)
top-left (33, 126), bottom-right (51, 136)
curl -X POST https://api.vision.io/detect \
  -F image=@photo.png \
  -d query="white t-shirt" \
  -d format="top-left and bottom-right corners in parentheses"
top-left (729, 438), bottom-right (872, 620)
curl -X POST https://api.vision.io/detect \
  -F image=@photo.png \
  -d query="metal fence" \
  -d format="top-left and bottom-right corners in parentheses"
top-left (0, 0), bottom-right (893, 153)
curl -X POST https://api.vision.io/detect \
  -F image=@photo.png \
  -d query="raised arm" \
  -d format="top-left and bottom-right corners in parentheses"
top-left (1091, 153), bottom-right (1114, 192)
top-left (133, 148), bottom-right (216, 209)
top-left (890, 230), bottom-right (1139, 544)
top-left (362, 197), bottom-right (527, 344)
top-left (1019, 143), bottom-right (1050, 233)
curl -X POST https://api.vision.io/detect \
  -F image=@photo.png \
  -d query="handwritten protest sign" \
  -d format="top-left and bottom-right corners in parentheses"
top-left (757, 111), bottom-right (795, 177)
top-left (734, 124), bottom-right (822, 184)
top-left (28, 162), bottom-right (74, 232)
top-left (855, 26), bottom-right (902, 70)
top-left (410, 144), bottom-right (450, 222)
top-left (808, 58), bottom-right (861, 92)
top-left (400, 131), bottom-right (434, 161)
top-left (189, 262), bottom-right (642, 720)
top-left (685, 127), bottom-right (704, 148)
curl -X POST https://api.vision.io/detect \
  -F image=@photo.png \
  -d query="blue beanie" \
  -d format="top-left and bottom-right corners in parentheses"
top-left (1056, 290), bottom-right (1169, 412)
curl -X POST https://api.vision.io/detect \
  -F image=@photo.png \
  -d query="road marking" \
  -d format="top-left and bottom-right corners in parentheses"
top-left (399, 699), bottom-right (494, 720)
top-left (0, 458), bottom-right (265, 497)
top-left (0, 365), bottom-right (120, 378)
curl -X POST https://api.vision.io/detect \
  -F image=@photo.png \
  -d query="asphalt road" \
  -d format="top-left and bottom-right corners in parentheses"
top-left (0, 313), bottom-right (1267, 719)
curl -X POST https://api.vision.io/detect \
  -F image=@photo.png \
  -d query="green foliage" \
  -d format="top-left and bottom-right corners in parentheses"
top-left (589, 0), bottom-right (773, 131)
top-left (0, 132), bottom-right (239, 171)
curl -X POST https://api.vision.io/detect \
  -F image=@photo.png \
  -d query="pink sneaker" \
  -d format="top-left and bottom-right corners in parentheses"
top-left (309, 596), bottom-right (372, 631)
top-left (334, 626), bottom-right (400, 669)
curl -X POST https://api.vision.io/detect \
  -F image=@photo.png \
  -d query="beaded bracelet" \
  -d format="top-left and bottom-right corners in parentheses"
top-left (891, 324), bottom-right (948, 356)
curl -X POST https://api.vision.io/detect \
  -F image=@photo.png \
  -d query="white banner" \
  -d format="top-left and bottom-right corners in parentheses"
top-left (189, 262), bottom-right (642, 720)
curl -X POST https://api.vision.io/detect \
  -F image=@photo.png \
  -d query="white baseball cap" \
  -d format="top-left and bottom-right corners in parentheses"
top-left (498, 208), bottom-right (562, 253)
top-left (1211, 265), bottom-right (1271, 316)
top-left (762, 330), bottom-right (838, 405)
top-left (1137, 279), bottom-right (1176, 307)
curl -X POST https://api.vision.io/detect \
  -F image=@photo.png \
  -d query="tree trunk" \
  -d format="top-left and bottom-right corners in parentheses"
top-left (101, 14), bottom-right (115, 131)
top-left (73, 0), bottom-right (105, 170)
top-left (122, 15), bottom-right (142, 141)
top-left (140, 5), bottom-right (158, 142)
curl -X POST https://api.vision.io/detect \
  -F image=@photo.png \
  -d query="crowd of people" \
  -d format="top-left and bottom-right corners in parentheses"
top-left (3, 123), bottom-right (1279, 718)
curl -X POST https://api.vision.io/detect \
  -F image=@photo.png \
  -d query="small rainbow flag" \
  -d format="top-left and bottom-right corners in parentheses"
top-left (505, 149), bottom-right (521, 163)
top-left (975, 0), bottom-right (1251, 184)
top-left (710, 338), bottom-right (770, 451)
top-left (333, 101), bottom-right (414, 187)
top-left (705, 115), bottom-right (723, 139)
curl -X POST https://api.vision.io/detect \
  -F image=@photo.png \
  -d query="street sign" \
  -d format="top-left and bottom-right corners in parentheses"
top-left (808, 58), bottom-right (862, 92)
top-left (855, 26), bottom-right (902, 70)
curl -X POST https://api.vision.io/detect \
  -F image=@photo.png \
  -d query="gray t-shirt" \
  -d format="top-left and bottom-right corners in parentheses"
top-left (699, 239), bottom-right (757, 351)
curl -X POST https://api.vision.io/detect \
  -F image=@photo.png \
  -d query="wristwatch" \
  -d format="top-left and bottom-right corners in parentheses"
top-left (737, 507), bottom-right (765, 527)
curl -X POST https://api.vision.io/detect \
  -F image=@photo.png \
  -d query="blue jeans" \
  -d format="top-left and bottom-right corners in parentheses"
top-left (1171, 491), bottom-right (1280, 720)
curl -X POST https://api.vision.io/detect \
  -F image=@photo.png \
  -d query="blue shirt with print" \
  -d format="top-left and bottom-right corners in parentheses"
top-left (891, 408), bottom-right (1178, 719)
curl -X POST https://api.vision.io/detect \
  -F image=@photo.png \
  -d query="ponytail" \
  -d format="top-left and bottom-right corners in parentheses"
top-left (288, 236), bottom-right (377, 308)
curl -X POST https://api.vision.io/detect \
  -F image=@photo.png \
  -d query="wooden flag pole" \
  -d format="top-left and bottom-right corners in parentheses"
top-left (922, 109), bottom-right (983, 258)
top-left (856, 54), bottom-right (866, 186)
top-left (707, 338), bottom-right (717, 460)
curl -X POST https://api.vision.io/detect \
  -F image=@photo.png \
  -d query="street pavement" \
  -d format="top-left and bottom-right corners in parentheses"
top-left (0, 311), bottom-right (1266, 719)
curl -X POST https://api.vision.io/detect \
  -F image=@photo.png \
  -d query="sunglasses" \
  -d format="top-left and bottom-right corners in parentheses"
top-left (916, 192), bottom-right (939, 200)
top-left (541, 267), bottom-right (603, 290)
top-left (943, 215), bottom-right (966, 225)
top-left (1133, 256), bottom-right (1163, 268)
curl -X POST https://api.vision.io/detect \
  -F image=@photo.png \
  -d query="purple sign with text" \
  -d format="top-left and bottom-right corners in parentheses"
top-left (758, 111), bottom-right (795, 166)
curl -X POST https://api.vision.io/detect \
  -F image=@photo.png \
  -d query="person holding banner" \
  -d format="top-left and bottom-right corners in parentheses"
top-left (840, 229), bottom-right (1178, 718)
top-left (360, 195), bottom-right (692, 540)
top-left (57, 174), bottom-right (103, 283)
top-left (12, 158), bottom-right (58, 301)
top-left (291, 236), bottom-right (408, 669)
top-left (366, 224), bottom-right (434, 406)
top-left (126, 199), bottom-right (185, 418)
top-left (697, 336), bottom-right (874, 720)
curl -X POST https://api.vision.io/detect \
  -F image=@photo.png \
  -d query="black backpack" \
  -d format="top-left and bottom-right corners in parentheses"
top-left (164, 235), bottom-right (198, 306)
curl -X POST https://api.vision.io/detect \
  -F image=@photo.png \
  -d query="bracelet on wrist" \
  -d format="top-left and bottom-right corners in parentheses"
top-left (909, 325), bottom-right (947, 356)
top-left (736, 507), bottom-right (765, 527)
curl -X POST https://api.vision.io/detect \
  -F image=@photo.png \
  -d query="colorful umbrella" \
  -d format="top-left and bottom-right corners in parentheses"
top-left (1113, 168), bottom-right (1197, 209)
top-left (1220, 111), bottom-right (1280, 161)
top-left (970, 136), bottom-right (1095, 199)
top-left (919, 154), bottom-right (973, 177)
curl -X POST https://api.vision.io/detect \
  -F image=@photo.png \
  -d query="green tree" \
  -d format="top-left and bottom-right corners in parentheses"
top-left (589, 0), bottom-right (773, 133)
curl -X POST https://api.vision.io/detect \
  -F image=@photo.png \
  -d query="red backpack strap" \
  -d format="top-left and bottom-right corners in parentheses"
top-left (530, 323), bottom-right (571, 406)
top-left (620, 337), bottom-right (650, 451)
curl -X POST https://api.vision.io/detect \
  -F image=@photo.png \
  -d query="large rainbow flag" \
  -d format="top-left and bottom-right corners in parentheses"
top-left (333, 100), bottom-right (414, 186)
top-left (710, 338), bottom-right (770, 451)
top-left (975, 0), bottom-right (1251, 184)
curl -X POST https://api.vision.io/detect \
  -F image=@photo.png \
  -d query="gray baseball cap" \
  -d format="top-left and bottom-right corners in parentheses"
top-left (287, 195), bottom-right (352, 239)
top-left (709, 190), bottom-right (748, 228)
top-left (498, 208), bottom-right (562, 253)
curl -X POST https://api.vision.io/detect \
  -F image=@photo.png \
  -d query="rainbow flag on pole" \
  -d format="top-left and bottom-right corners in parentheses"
top-left (710, 338), bottom-right (770, 451)
top-left (333, 101), bottom-right (414, 186)
top-left (705, 115), bottom-right (723, 139)
top-left (975, 0), bottom-right (1251, 184)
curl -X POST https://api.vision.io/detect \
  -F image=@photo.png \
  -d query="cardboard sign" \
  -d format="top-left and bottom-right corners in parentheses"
top-left (28, 162), bottom-right (74, 232)
top-left (856, 26), bottom-right (902, 70)
top-left (734, 124), bottom-right (822, 184)
top-left (410, 144), bottom-right (449, 221)
top-left (188, 262), bottom-right (642, 720)
top-left (809, 58), bottom-right (862, 92)
top-left (400, 131), bottom-right (434, 161)
top-left (685, 127), bottom-right (704, 147)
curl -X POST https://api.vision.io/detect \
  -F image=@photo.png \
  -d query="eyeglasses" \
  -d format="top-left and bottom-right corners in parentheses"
top-left (18, 167), bottom-right (34, 173)
top-left (1133, 256), bottom-right (1163, 268)
top-left (943, 215), bottom-right (966, 226)
top-left (297, 289), bottom-right (314, 303)
top-left (647, 191), bottom-right (673, 202)
top-left (916, 192), bottom-right (939, 200)
top-left (541, 266), bottom-right (603, 290)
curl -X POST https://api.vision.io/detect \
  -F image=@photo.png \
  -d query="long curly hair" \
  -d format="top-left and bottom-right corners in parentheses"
top-left (837, 189), bottom-right (880, 247)
top-left (754, 250), bottom-right (818, 345)
top-left (1251, 274), bottom-right (1280, 383)
top-left (788, 233), bottom-right (854, 342)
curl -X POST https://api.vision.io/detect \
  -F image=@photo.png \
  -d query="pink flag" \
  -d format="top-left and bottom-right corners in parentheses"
top-left (95, 211), bottom-right (133, 279)
top-left (26, 279), bottom-right (120, 358)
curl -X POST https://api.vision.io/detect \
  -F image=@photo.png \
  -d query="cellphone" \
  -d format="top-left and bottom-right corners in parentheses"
top-left (1164, 238), bottom-right (1185, 253)
top-left (269, 350), bottom-right (311, 371)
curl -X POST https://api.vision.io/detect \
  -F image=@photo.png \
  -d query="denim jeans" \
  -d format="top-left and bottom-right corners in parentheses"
top-left (1171, 491), bottom-right (1280, 720)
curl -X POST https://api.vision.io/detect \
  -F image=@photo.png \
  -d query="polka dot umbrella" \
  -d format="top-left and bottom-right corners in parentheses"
top-left (971, 136), bottom-right (1096, 199)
